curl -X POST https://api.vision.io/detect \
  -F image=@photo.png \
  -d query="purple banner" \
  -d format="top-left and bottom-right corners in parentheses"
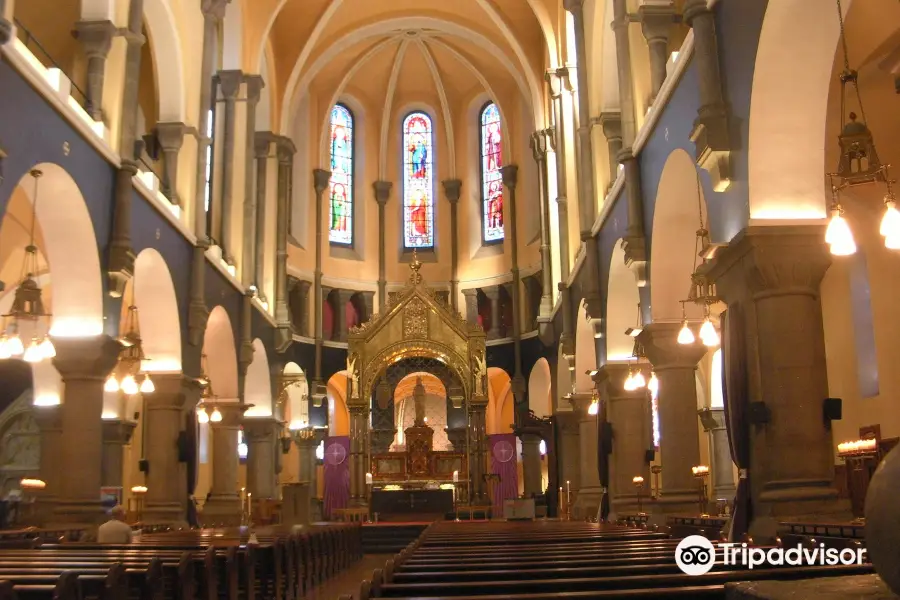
top-left (489, 434), bottom-right (519, 516)
top-left (323, 436), bottom-right (350, 519)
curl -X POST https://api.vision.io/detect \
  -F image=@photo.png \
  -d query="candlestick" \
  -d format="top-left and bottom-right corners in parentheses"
top-left (453, 470), bottom-right (459, 483)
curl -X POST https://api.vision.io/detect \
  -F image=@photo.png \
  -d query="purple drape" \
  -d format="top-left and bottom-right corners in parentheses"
top-left (489, 434), bottom-right (519, 516)
top-left (721, 306), bottom-right (751, 540)
top-left (323, 436), bottom-right (350, 519)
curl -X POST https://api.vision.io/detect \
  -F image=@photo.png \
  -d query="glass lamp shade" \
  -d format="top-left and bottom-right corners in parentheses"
top-left (880, 200), bottom-right (900, 240)
top-left (7, 334), bottom-right (24, 357)
top-left (623, 372), bottom-right (637, 391)
top-left (588, 401), bottom-right (599, 416)
top-left (197, 408), bottom-right (210, 424)
top-left (677, 321), bottom-right (695, 345)
top-left (0, 336), bottom-right (11, 360)
top-left (632, 371), bottom-right (647, 389)
top-left (120, 374), bottom-right (139, 396)
top-left (23, 339), bottom-right (42, 363)
top-left (825, 210), bottom-right (856, 255)
top-left (104, 374), bottom-right (120, 393)
top-left (699, 319), bottom-right (720, 347)
top-left (887, 235), bottom-right (900, 250)
top-left (139, 375), bottom-right (155, 394)
top-left (39, 336), bottom-right (55, 359)
top-left (210, 407), bottom-right (223, 423)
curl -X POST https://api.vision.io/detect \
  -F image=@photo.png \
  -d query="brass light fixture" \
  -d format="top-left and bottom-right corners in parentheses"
top-left (825, 0), bottom-right (897, 255)
top-left (623, 304), bottom-right (653, 391)
top-left (0, 170), bottom-right (55, 363)
top-left (195, 353), bottom-right (222, 423)
top-left (104, 281), bottom-right (154, 395)
top-left (678, 172), bottom-right (719, 348)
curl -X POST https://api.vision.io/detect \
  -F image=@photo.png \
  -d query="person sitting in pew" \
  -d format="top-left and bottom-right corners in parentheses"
top-left (97, 505), bottom-right (133, 544)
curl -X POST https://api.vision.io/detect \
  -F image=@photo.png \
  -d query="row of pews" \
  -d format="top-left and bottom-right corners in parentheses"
top-left (0, 522), bottom-right (361, 599)
top-left (343, 520), bottom-right (875, 599)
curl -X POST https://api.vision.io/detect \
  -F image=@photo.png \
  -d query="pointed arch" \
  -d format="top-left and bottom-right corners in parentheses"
top-left (202, 306), bottom-right (239, 401)
top-left (244, 339), bottom-right (273, 417)
top-left (133, 249), bottom-right (181, 373)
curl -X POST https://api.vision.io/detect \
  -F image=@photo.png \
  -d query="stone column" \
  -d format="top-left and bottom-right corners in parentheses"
top-left (611, 0), bottom-right (637, 145)
top-left (143, 375), bottom-right (191, 524)
top-left (621, 149), bottom-right (647, 286)
top-left (373, 181), bottom-right (392, 311)
top-left (545, 69), bottom-right (571, 281)
top-left (639, 3), bottom-right (675, 101)
top-left (702, 408), bottom-right (736, 501)
top-left (156, 122), bottom-right (186, 204)
top-left (442, 179), bottom-right (462, 311)
top-left (253, 133), bottom-right (274, 298)
top-left (194, 0), bottom-right (228, 240)
top-left (483, 286), bottom-right (501, 339)
top-left (294, 434), bottom-right (319, 485)
top-left (468, 399), bottom-right (489, 504)
top-left (32, 405), bottom-right (62, 517)
top-left (101, 420), bottom-right (136, 488)
top-left (529, 131), bottom-right (554, 316)
top-left (335, 289), bottom-right (355, 342)
top-left (241, 76), bottom-right (264, 288)
top-left (462, 289), bottom-right (479, 326)
top-left (215, 70), bottom-right (243, 264)
top-left (51, 336), bottom-right (121, 523)
top-left (118, 0), bottom-right (145, 157)
top-left (109, 158), bottom-right (139, 299)
top-left (188, 239), bottom-right (210, 346)
top-left (204, 404), bottom-right (246, 524)
top-left (73, 20), bottom-right (116, 121)
top-left (599, 113), bottom-right (623, 189)
top-left (570, 392), bottom-right (603, 518)
top-left (359, 291), bottom-right (375, 322)
top-left (295, 280), bottom-right (312, 336)
top-left (638, 322), bottom-right (706, 513)
top-left (559, 283), bottom-right (575, 358)
top-left (274, 137), bottom-right (296, 349)
top-left (521, 433), bottom-right (543, 498)
top-left (597, 364), bottom-right (651, 517)
top-left (243, 417), bottom-right (278, 500)
top-left (348, 405), bottom-right (368, 506)
top-left (312, 170), bottom-right (331, 390)
top-left (555, 411), bottom-right (581, 496)
top-left (707, 225), bottom-right (844, 538)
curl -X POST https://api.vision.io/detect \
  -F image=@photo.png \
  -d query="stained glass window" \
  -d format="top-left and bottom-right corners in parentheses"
top-left (403, 112), bottom-right (434, 249)
top-left (329, 104), bottom-right (354, 245)
top-left (480, 102), bottom-right (504, 243)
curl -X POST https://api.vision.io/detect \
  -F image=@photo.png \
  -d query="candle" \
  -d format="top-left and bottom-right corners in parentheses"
top-left (365, 472), bottom-right (373, 485)
top-left (566, 480), bottom-right (570, 494)
top-left (632, 476), bottom-right (644, 485)
top-left (247, 492), bottom-right (252, 519)
top-left (452, 470), bottom-right (459, 483)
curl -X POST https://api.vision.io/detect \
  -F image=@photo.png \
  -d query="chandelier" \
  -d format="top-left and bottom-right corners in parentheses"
top-left (196, 354), bottom-right (222, 423)
top-left (0, 170), bottom-right (55, 363)
top-left (825, 0), bottom-right (896, 255)
top-left (622, 304), bottom-right (658, 392)
top-left (104, 281), bottom-right (154, 395)
top-left (677, 173), bottom-right (720, 347)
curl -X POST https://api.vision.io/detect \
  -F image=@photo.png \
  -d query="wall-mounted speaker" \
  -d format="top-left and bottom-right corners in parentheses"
top-left (823, 397), bottom-right (842, 426)
top-left (138, 458), bottom-right (149, 474)
top-left (644, 449), bottom-right (655, 464)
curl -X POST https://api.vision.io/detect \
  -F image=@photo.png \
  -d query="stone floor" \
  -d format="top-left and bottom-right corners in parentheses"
top-left (302, 554), bottom-right (393, 600)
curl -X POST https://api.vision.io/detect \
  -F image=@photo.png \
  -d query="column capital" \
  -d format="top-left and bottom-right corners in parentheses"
top-left (52, 335), bottom-right (121, 380)
top-left (335, 288), bottom-right (356, 304)
top-left (545, 67), bottom-right (569, 97)
top-left (683, 0), bottom-right (712, 26)
top-left (242, 416), bottom-right (279, 441)
top-left (529, 130), bottom-right (548, 161)
top-left (562, 0), bottom-right (584, 14)
top-left (706, 225), bottom-right (830, 304)
top-left (442, 179), bottom-right (462, 203)
top-left (73, 20), bottom-right (117, 58)
top-left (597, 112), bottom-right (622, 142)
top-left (373, 180), bottom-right (392, 204)
top-left (244, 74), bottom-right (265, 103)
top-left (275, 136), bottom-right (296, 163)
top-left (500, 165), bottom-right (518, 189)
top-left (201, 0), bottom-right (230, 20)
top-left (461, 288), bottom-right (478, 298)
top-left (209, 403), bottom-right (248, 427)
top-left (639, 2), bottom-right (676, 43)
top-left (254, 131), bottom-right (276, 157)
top-left (313, 169), bottom-right (331, 194)
top-left (637, 322), bottom-right (707, 370)
top-left (156, 122), bottom-right (186, 151)
top-left (102, 419), bottom-right (137, 445)
top-left (216, 69), bottom-right (243, 99)
top-left (593, 363), bottom-right (645, 401)
top-left (568, 391), bottom-right (594, 416)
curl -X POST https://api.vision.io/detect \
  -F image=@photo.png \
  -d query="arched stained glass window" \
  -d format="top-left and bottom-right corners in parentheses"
top-left (403, 112), bottom-right (434, 249)
top-left (480, 102), bottom-right (504, 243)
top-left (329, 104), bottom-right (354, 245)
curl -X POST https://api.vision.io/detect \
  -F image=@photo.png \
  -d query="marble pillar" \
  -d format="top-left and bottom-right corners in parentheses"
top-left (707, 225), bottom-right (846, 538)
top-left (596, 364), bottom-right (651, 517)
top-left (483, 286), bottom-right (501, 339)
top-left (204, 404), bottom-right (246, 524)
top-left (215, 70), bottom-right (243, 263)
top-left (51, 336), bottom-right (121, 524)
top-left (348, 405), bottom-right (368, 506)
top-left (243, 417), bottom-right (278, 500)
top-left (639, 3), bottom-right (675, 101)
top-left (274, 137), bottom-right (296, 349)
top-left (529, 130), bottom-right (554, 317)
top-left (143, 374), bottom-right (192, 524)
top-left (638, 322), bottom-right (707, 514)
top-left (570, 392), bottom-right (603, 519)
top-left (73, 20), bottom-right (116, 121)
top-left (241, 76), bottom-right (264, 288)
top-left (462, 289), bottom-right (478, 326)
top-left (253, 133), bottom-right (274, 298)
top-left (373, 181), bottom-right (392, 311)
top-left (702, 407), bottom-right (736, 501)
top-left (312, 169), bottom-right (331, 389)
top-left (101, 420), bottom-right (136, 488)
top-left (521, 433), bottom-right (543, 498)
top-left (156, 122), bottom-right (186, 205)
top-left (443, 179), bottom-right (462, 311)
top-left (545, 69), bottom-right (571, 281)
top-left (599, 113), bottom-right (623, 190)
top-left (118, 0), bottom-right (144, 157)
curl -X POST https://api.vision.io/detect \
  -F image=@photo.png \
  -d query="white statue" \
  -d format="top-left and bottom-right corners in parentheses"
top-left (473, 351), bottom-right (487, 396)
top-left (347, 353), bottom-right (359, 398)
top-left (413, 377), bottom-right (427, 426)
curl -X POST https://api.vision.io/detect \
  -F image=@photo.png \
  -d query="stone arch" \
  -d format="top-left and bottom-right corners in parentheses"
top-left (748, 0), bottom-right (849, 220)
top-left (606, 239), bottom-right (640, 361)
top-left (244, 339), bottom-right (272, 417)
top-left (650, 149), bottom-right (708, 322)
top-left (283, 362), bottom-right (309, 428)
top-left (573, 298), bottom-right (596, 392)
top-left (141, 0), bottom-right (186, 122)
top-left (556, 344), bottom-right (572, 405)
top-left (326, 371), bottom-right (350, 436)
top-left (487, 367), bottom-right (513, 435)
top-left (132, 249), bottom-right (181, 373)
top-left (202, 306), bottom-right (239, 401)
top-left (393, 372), bottom-right (449, 449)
top-left (527, 357), bottom-right (552, 418)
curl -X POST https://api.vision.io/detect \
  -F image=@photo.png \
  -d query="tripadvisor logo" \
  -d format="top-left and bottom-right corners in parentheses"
top-left (675, 535), bottom-right (867, 576)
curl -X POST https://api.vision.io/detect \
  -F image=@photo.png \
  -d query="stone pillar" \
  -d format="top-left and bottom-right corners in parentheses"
top-left (156, 122), bottom-right (186, 204)
top-left (555, 411), bottom-right (581, 496)
top-left (253, 133), bottom-right (274, 298)
top-left (348, 405), bottom-right (368, 506)
top-left (611, 0), bottom-right (637, 145)
top-left (335, 289), bottom-right (355, 342)
top-left (529, 131), bottom-right (554, 316)
top-left (295, 280), bottom-right (312, 336)
top-left (708, 225), bottom-right (844, 538)
top-left (620, 149), bottom-right (647, 285)
top-left (570, 392), bottom-right (603, 519)
top-left (108, 158), bottom-right (138, 299)
top-left (32, 405), bottom-right (62, 512)
top-left (446, 428), bottom-right (467, 453)
top-left (545, 69), bottom-right (571, 281)
top-left (442, 179), bottom-right (462, 311)
top-left (194, 0), bottom-right (228, 240)
top-left (101, 420), bottom-right (136, 488)
top-left (215, 70), bottom-right (243, 264)
top-left (639, 3), bottom-right (675, 101)
top-left (204, 404), bottom-right (246, 524)
top-left (359, 291), bottom-right (375, 322)
top-left (118, 0), bottom-right (145, 157)
top-left (73, 20), bottom-right (116, 121)
top-left (274, 137), bottom-right (296, 349)
top-left (462, 289), bottom-right (479, 326)
top-left (468, 399), bottom-right (489, 504)
top-left (143, 375), bottom-right (191, 524)
top-left (188, 240), bottom-right (210, 346)
top-left (373, 181), bottom-right (392, 311)
top-left (483, 286), bottom-right (501, 339)
top-left (638, 322), bottom-right (706, 513)
top-left (599, 113), bottom-right (623, 189)
top-left (702, 408), bottom-right (736, 501)
top-left (312, 169), bottom-right (331, 388)
top-left (597, 364), bottom-right (651, 517)
top-left (559, 283), bottom-right (575, 358)
top-left (241, 76), bottom-right (264, 288)
top-left (521, 433), bottom-right (543, 498)
top-left (243, 417), bottom-right (278, 500)
top-left (294, 434), bottom-right (319, 485)
top-left (51, 336), bottom-right (121, 523)
top-left (684, 0), bottom-right (732, 190)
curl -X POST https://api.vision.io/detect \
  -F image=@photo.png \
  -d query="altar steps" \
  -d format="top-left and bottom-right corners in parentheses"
top-left (362, 523), bottom-right (429, 554)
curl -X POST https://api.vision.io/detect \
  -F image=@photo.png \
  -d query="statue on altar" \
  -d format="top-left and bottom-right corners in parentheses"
top-left (413, 377), bottom-right (427, 427)
top-left (347, 353), bottom-right (359, 399)
top-left (472, 350), bottom-right (487, 396)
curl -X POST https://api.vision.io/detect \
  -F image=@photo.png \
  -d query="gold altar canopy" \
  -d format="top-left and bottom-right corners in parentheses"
top-left (346, 256), bottom-right (487, 405)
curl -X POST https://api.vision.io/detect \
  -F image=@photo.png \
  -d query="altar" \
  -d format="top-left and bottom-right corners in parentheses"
top-left (370, 489), bottom-right (454, 519)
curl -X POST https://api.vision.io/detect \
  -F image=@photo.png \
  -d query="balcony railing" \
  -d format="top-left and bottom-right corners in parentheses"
top-left (14, 19), bottom-right (90, 113)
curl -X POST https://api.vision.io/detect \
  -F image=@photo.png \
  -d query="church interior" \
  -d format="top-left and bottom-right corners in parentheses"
top-left (1, 0), bottom-right (900, 597)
